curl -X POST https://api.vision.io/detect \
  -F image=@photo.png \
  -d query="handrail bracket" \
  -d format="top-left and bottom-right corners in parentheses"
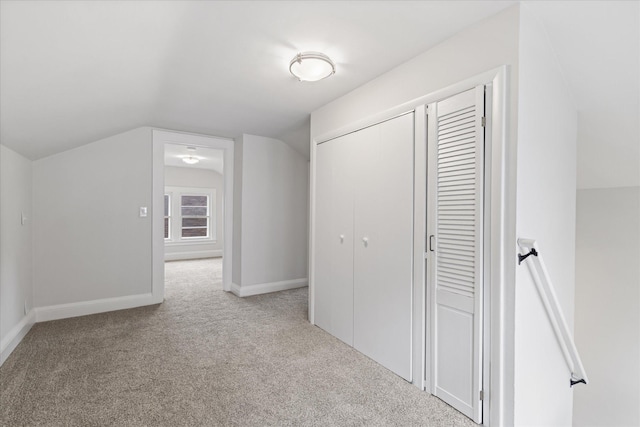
top-left (518, 248), bottom-right (538, 265)
top-left (570, 376), bottom-right (587, 387)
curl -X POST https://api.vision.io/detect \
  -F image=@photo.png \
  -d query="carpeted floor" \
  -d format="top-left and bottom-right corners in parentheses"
top-left (0, 258), bottom-right (474, 426)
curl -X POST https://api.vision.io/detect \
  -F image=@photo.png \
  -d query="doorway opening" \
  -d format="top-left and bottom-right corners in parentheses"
top-left (152, 130), bottom-right (234, 301)
top-left (164, 143), bottom-right (225, 292)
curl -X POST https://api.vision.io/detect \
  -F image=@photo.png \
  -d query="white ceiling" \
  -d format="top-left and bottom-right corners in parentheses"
top-left (0, 0), bottom-right (515, 159)
top-left (1, 1), bottom-right (638, 189)
top-left (164, 143), bottom-right (224, 174)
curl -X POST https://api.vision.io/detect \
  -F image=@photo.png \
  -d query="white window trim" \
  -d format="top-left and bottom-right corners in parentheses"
top-left (164, 186), bottom-right (216, 244)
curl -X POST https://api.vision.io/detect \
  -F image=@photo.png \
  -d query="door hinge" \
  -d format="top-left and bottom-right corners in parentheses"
top-left (479, 390), bottom-right (484, 401)
top-left (481, 116), bottom-right (486, 127)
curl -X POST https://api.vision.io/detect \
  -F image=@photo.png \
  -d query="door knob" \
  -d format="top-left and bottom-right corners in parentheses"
top-left (339, 234), bottom-right (345, 243)
top-left (362, 237), bottom-right (369, 247)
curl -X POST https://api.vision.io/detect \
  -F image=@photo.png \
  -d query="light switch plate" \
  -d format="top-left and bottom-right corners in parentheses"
top-left (21, 212), bottom-right (27, 225)
top-left (139, 207), bottom-right (148, 217)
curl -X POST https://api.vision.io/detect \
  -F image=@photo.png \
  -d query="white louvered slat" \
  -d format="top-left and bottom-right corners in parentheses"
top-left (438, 259), bottom-right (475, 274)
top-left (436, 106), bottom-right (477, 304)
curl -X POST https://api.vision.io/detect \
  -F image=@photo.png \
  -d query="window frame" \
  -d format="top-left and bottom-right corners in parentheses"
top-left (164, 193), bottom-right (171, 240)
top-left (180, 193), bottom-right (210, 239)
top-left (164, 186), bottom-right (216, 244)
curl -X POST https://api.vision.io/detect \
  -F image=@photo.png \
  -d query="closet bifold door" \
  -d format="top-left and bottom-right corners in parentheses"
top-left (353, 112), bottom-right (414, 381)
top-left (314, 132), bottom-right (356, 346)
top-left (427, 86), bottom-right (484, 423)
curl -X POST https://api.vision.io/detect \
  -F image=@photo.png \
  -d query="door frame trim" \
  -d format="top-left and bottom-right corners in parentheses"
top-left (152, 129), bottom-right (235, 299)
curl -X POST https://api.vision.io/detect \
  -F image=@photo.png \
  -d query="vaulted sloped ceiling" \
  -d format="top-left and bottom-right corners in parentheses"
top-left (527, 1), bottom-right (639, 189)
top-left (0, 0), bottom-right (515, 159)
top-left (1, 1), bottom-right (638, 188)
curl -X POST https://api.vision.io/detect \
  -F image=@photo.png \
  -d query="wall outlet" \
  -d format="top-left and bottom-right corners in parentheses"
top-left (139, 207), bottom-right (148, 217)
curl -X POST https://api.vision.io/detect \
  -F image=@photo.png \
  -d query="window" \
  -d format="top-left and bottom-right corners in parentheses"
top-left (181, 194), bottom-right (209, 238)
top-left (164, 187), bottom-right (216, 243)
top-left (164, 194), bottom-right (171, 239)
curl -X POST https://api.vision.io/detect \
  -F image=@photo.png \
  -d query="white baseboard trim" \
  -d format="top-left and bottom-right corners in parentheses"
top-left (0, 310), bottom-right (36, 367)
top-left (34, 293), bottom-right (163, 323)
top-left (165, 250), bottom-right (222, 261)
top-left (230, 278), bottom-right (308, 297)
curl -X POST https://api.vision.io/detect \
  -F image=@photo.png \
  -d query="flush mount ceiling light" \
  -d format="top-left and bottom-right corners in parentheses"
top-left (181, 146), bottom-right (200, 164)
top-left (289, 51), bottom-right (335, 82)
top-left (181, 155), bottom-right (200, 165)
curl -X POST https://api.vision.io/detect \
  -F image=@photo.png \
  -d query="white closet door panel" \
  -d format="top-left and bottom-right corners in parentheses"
top-left (314, 134), bottom-right (355, 345)
top-left (428, 87), bottom-right (484, 423)
top-left (353, 113), bottom-right (414, 381)
top-left (436, 304), bottom-right (474, 405)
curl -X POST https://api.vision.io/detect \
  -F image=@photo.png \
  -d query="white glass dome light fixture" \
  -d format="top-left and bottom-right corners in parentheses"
top-left (182, 156), bottom-right (200, 165)
top-left (289, 51), bottom-right (336, 82)
top-left (181, 147), bottom-right (200, 165)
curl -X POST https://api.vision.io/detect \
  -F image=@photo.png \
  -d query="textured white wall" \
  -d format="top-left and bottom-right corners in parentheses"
top-left (573, 187), bottom-right (640, 426)
top-left (514, 5), bottom-right (578, 426)
top-left (164, 166), bottom-right (224, 257)
top-left (0, 145), bottom-right (34, 358)
top-left (234, 134), bottom-right (309, 288)
top-left (33, 127), bottom-right (153, 307)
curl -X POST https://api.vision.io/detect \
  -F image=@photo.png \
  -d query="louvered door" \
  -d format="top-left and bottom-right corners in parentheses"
top-left (427, 87), bottom-right (484, 423)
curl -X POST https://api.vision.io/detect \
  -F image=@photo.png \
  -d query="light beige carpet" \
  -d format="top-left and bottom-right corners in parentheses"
top-left (0, 258), bottom-right (474, 426)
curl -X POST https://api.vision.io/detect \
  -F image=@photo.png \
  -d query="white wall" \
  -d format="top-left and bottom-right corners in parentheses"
top-left (232, 134), bottom-right (309, 296)
top-left (311, 7), bottom-right (519, 142)
top-left (277, 118), bottom-right (311, 160)
top-left (514, 5), bottom-right (578, 426)
top-left (33, 127), bottom-right (155, 317)
top-left (573, 187), bottom-right (640, 426)
top-left (0, 145), bottom-right (34, 365)
top-left (164, 166), bottom-right (224, 260)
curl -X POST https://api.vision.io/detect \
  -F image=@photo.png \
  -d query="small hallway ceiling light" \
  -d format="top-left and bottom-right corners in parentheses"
top-left (182, 146), bottom-right (200, 164)
top-left (182, 155), bottom-right (200, 165)
top-left (289, 51), bottom-right (336, 82)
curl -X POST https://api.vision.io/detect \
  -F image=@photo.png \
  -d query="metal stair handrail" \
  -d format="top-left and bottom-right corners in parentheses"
top-left (517, 238), bottom-right (588, 386)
